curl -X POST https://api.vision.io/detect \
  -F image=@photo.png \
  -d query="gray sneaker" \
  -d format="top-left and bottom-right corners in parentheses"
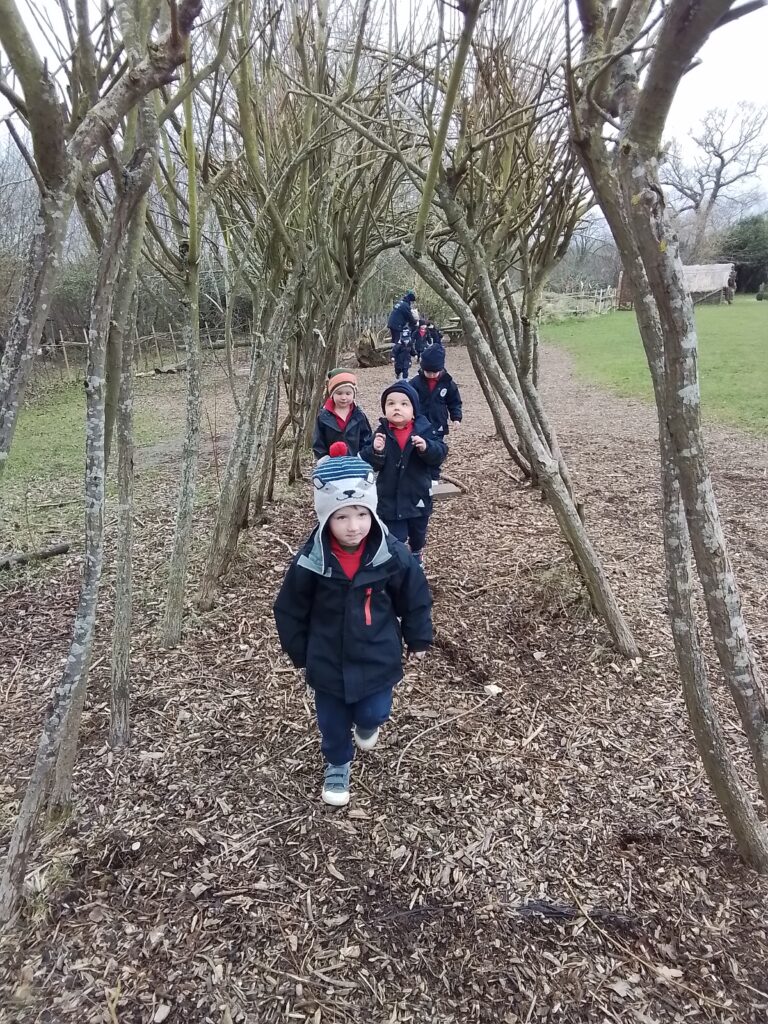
top-left (322, 762), bottom-right (351, 806)
top-left (354, 725), bottom-right (380, 751)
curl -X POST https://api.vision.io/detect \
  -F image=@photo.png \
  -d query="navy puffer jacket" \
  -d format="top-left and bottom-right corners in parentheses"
top-left (273, 525), bottom-right (433, 702)
top-left (361, 414), bottom-right (446, 521)
top-left (312, 404), bottom-right (373, 459)
top-left (387, 296), bottom-right (418, 333)
top-left (409, 370), bottom-right (463, 436)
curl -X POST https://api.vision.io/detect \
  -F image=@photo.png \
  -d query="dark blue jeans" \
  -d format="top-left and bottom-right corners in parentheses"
top-left (314, 687), bottom-right (394, 765)
top-left (385, 515), bottom-right (429, 554)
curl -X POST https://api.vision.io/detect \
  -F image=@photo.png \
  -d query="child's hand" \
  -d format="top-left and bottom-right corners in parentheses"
top-left (452, 420), bottom-right (461, 431)
top-left (411, 435), bottom-right (427, 452)
top-left (410, 650), bottom-right (427, 661)
top-left (373, 433), bottom-right (386, 453)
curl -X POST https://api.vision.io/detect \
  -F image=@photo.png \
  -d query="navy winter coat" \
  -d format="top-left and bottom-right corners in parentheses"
top-left (361, 414), bottom-right (446, 521)
top-left (409, 370), bottom-right (463, 437)
top-left (391, 330), bottom-right (415, 358)
top-left (273, 524), bottom-right (433, 702)
top-left (312, 404), bottom-right (373, 460)
top-left (387, 297), bottom-right (418, 334)
top-left (413, 329), bottom-right (429, 356)
top-left (427, 326), bottom-right (443, 346)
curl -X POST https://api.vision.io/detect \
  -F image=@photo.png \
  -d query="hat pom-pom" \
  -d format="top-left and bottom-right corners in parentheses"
top-left (329, 442), bottom-right (348, 457)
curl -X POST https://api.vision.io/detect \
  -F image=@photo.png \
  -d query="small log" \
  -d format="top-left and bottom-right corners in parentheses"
top-left (0, 543), bottom-right (70, 571)
top-left (440, 470), bottom-right (469, 494)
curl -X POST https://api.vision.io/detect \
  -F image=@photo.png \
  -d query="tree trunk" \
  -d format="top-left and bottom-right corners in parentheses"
top-left (465, 343), bottom-right (531, 477)
top-left (160, 267), bottom-right (201, 647)
top-left (161, 65), bottom-right (202, 650)
top-left (0, 172), bottom-right (148, 917)
top-left (197, 330), bottom-right (287, 608)
top-left (569, 44), bottom-right (768, 865)
top-left (659, 430), bottom-right (768, 870)
top-left (110, 199), bottom-right (148, 749)
top-left (0, 188), bottom-right (75, 482)
top-left (198, 267), bottom-right (302, 610)
top-left (619, 154), bottom-right (768, 805)
top-left (402, 243), bottom-right (637, 658)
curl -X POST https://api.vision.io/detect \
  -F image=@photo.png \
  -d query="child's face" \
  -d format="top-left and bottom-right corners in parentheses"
top-left (384, 393), bottom-right (414, 426)
top-left (332, 386), bottom-right (355, 410)
top-left (423, 369), bottom-right (442, 380)
top-left (329, 505), bottom-right (372, 548)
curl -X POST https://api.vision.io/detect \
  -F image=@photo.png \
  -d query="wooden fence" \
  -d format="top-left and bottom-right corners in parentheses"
top-left (29, 324), bottom-right (251, 385)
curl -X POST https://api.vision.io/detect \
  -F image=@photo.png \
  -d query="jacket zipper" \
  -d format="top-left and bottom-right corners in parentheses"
top-left (364, 587), bottom-right (372, 626)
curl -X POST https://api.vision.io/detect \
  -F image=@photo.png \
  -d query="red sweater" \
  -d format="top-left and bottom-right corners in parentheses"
top-left (324, 397), bottom-right (354, 431)
top-left (330, 537), bottom-right (365, 579)
top-left (389, 421), bottom-right (414, 450)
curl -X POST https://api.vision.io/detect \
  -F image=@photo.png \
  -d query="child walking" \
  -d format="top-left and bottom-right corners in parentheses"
top-left (409, 345), bottom-right (462, 484)
top-left (391, 327), bottom-right (415, 380)
top-left (361, 381), bottom-right (446, 564)
top-left (413, 322), bottom-right (429, 365)
top-left (273, 444), bottom-right (433, 807)
top-left (312, 368), bottom-right (372, 459)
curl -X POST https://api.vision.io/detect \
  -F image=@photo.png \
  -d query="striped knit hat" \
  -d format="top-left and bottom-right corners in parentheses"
top-left (312, 442), bottom-right (381, 533)
top-left (326, 368), bottom-right (358, 398)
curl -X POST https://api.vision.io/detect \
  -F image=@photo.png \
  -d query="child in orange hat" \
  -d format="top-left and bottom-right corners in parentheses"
top-left (312, 368), bottom-right (373, 459)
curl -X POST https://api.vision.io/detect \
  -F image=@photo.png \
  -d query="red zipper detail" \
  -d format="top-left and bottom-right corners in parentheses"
top-left (364, 587), bottom-right (372, 626)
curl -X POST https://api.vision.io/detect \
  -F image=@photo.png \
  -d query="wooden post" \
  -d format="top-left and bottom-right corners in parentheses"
top-left (152, 326), bottom-right (164, 370)
top-left (137, 332), bottom-right (149, 372)
top-left (169, 324), bottom-right (180, 363)
top-left (59, 332), bottom-right (72, 381)
top-left (133, 327), bottom-right (141, 370)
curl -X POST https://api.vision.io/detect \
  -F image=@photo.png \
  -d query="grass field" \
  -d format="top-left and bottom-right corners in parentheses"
top-left (543, 296), bottom-right (768, 434)
top-left (5, 379), bottom-right (165, 484)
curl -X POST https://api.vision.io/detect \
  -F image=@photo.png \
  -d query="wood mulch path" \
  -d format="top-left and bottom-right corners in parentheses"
top-left (1, 344), bottom-right (767, 1023)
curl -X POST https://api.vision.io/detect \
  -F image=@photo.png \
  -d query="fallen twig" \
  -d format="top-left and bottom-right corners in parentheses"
top-left (0, 542), bottom-right (70, 571)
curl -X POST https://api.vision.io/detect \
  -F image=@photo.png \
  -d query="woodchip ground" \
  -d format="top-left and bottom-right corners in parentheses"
top-left (1, 345), bottom-right (767, 1023)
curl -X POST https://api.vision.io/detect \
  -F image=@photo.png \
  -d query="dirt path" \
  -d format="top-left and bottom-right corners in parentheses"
top-left (2, 346), bottom-right (767, 1023)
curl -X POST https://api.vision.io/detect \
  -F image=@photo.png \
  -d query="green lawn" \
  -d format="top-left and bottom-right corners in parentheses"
top-left (5, 380), bottom-right (164, 484)
top-left (543, 297), bottom-right (768, 434)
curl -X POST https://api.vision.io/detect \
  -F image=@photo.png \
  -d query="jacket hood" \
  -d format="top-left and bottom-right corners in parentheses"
top-left (381, 380), bottom-right (421, 417)
top-left (297, 520), bottom-right (391, 578)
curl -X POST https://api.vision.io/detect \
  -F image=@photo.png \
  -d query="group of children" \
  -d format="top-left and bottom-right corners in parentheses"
top-left (275, 297), bottom-right (464, 807)
top-left (387, 289), bottom-right (443, 380)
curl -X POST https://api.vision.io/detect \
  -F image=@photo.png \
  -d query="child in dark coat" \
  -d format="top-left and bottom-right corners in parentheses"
top-left (273, 444), bottom-right (433, 807)
top-left (391, 327), bottom-right (415, 380)
top-left (387, 290), bottom-right (418, 344)
top-left (312, 368), bottom-right (373, 459)
top-left (360, 381), bottom-right (446, 563)
top-left (413, 322), bottom-right (429, 364)
top-left (409, 345), bottom-right (462, 483)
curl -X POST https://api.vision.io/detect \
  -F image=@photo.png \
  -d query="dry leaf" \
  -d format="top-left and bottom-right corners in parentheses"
top-left (654, 965), bottom-right (683, 982)
top-left (607, 979), bottom-right (633, 998)
top-left (327, 861), bottom-right (346, 882)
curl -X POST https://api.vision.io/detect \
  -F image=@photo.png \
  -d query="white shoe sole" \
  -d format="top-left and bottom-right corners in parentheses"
top-left (354, 726), bottom-right (380, 751)
top-left (322, 788), bottom-right (350, 807)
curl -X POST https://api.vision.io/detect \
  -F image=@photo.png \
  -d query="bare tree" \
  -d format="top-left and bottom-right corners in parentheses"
top-left (346, 0), bottom-right (638, 655)
top-left (568, 0), bottom-right (768, 870)
top-left (0, 0), bottom-right (204, 483)
top-left (661, 102), bottom-right (768, 259)
top-left (0, 140), bottom-right (155, 923)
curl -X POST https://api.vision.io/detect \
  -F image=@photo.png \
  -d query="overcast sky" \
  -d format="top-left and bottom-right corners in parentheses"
top-left (665, 3), bottom-right (768, 187)
top-left (3, 1), bottom-right (768, 188)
